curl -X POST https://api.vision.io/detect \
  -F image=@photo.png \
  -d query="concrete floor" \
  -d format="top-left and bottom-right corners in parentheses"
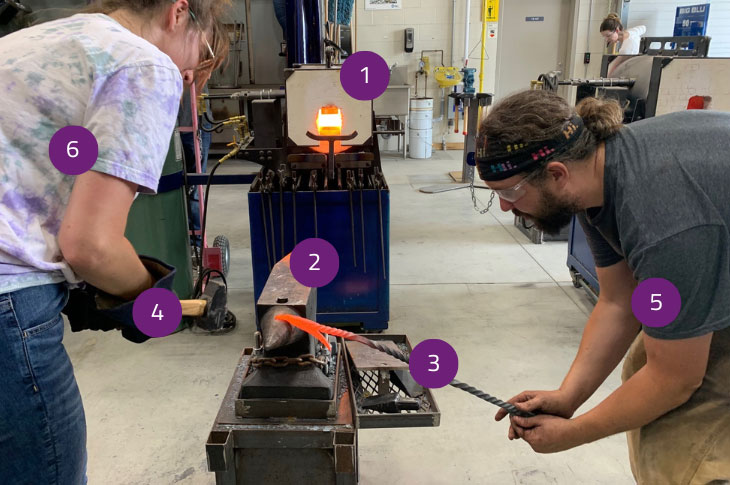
top-left (63, 151), bottom-right (634, 484)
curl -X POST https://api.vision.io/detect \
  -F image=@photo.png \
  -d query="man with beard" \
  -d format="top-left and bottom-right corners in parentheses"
top-left (476, 89), bottom-right (730, 484)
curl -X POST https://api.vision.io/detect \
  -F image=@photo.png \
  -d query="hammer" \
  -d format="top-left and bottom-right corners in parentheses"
top-left (179, 279), bottom-right (229, 331)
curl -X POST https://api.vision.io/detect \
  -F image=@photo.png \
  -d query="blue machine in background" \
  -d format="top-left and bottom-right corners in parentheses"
top-left (285, 0), bottom-right (324, 66)
top-left (567, 217), bottom-right (599, 299)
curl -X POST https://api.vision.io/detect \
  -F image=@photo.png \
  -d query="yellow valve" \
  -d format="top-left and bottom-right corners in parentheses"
top-left (434, 67), bottom-right (463, 88)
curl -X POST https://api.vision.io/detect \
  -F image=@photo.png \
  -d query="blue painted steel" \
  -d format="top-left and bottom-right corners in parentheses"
top-left (285, 0), bottom-right (323, 67)
top-left (566, 215), bottom-right (600, 293)
top-left (249, 188), bottom-right (390, 330)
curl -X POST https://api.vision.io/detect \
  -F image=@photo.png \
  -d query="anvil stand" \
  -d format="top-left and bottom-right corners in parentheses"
top-left (419, 93), bottom-right (492, 194)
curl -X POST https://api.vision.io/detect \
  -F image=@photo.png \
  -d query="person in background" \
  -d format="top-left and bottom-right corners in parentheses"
top-left (600, 13), bottom-right (646, 76)
top-left (0, 1), bottom-right (228, 483)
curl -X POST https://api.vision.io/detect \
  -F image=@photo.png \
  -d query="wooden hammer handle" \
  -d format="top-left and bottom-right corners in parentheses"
top-left (180, 299), bottom-right (207, 317)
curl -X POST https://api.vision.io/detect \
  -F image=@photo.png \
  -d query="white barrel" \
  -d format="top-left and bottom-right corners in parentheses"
top-left (409, 127), bottom-right (433, 159)
top-left (409, 97), bottom-right (433, 159)
top-left (409, 97), bottom-right (433, 130)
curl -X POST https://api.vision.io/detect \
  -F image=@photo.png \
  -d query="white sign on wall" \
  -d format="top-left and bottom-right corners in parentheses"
top-left (488, 22), bottom-right (498, 39)
top-left (365, 0), bottom-right (402, 10)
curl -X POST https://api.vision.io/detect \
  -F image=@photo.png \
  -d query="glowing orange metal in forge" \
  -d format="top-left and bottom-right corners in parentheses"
top-left (314, 106), bottom-right (345, 154)
top-left (316, 106), bottom-right (342, 134)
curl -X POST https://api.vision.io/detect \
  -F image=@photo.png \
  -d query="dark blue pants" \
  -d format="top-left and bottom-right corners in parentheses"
top-left (0, 283), bottom-right (87, 485)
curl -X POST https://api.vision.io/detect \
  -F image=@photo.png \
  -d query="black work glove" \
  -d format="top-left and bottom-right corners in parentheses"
top-left (62, 256), bottom-right (176, 344)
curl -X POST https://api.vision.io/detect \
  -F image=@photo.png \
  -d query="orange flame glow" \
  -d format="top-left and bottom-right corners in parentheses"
top-left (316, 106), bottom-right (343, 135)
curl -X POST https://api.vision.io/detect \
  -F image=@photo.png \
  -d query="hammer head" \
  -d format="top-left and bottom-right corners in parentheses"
top-left (196, 279), bottom-right (228, 331)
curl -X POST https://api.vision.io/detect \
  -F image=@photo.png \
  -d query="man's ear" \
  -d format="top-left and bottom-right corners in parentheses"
top-left (544, 161), bottom-right (570, 188)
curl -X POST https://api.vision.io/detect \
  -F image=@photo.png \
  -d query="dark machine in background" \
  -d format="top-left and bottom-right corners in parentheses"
top-left (514, 35), bottom-right (713, 246)
top-left (0, 0), bottom-right (31, 24)
top-left (550, 35), bottom-right (722, 300)
top-left (206, 0), bottom-right (351, 156)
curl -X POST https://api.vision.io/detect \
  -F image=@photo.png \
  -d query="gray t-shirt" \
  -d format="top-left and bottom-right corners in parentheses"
top-left (578, 110), bottom-right (730, 339)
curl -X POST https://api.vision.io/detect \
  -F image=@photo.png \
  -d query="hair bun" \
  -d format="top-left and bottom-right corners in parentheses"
top-left (576, 97), bottom-right (623, 141)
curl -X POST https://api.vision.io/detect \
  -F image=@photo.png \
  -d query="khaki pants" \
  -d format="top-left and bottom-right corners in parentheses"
top-left (622, 327), bottom-right (730, 485)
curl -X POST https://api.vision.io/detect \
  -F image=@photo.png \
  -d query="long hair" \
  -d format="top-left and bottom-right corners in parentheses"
top-left (479, 90), bottom-right (623, 176)
top-left (85, 0), bottom-right (231, 69)
top-left (600, 13), bottom-right (623, 32)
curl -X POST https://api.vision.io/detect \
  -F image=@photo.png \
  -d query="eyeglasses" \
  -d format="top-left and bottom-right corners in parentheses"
top-left (492, 171), bottom-right (540, 203)
top-left (174, 1), bottom-right (215, 62)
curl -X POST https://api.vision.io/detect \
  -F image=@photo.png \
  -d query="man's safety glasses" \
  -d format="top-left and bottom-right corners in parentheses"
top-left (492, 171), bottom-right (540, 203)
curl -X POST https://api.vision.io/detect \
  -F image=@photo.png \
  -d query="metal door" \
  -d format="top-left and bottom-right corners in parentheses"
top-left (495, 0), bottom-right (573, 98)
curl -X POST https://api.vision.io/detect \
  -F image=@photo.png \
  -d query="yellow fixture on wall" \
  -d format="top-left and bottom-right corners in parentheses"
top-left (434, 67), bottom-right (463, 88)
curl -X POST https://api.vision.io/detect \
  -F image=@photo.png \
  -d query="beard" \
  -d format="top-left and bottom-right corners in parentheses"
top-left (513, 190), bottom-right (581, 235)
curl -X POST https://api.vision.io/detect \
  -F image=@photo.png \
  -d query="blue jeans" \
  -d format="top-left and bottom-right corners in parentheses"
top-left (0, 283), bottom-right (87, 485)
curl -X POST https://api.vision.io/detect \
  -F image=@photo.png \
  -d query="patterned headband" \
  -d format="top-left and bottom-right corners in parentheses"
top-left (476, 115), bottom-right (585, 181)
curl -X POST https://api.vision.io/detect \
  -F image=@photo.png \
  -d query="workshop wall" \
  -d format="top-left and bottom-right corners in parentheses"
top-left (355, 0), bottom-right (622, 143)
top-left (627, 0), bottom-right (730, 56)
top-left (571, 0), bottom-right (612, 80)
top-left (355, 0), bottom-right (498, 145)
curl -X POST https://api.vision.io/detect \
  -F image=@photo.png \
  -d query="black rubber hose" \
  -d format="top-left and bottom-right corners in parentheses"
top-left (199, 160), bottom-right (224, 279)
top-left (193, 268), bottom-right (227, 299)
top-left (200, 122), bottom-right (226, 133)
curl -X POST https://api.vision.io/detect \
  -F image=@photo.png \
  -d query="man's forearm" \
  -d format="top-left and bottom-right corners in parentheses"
top-left (560, 299), bottom-right (640, 409)
top-left (572, 364), bottom-right (696, 444)
top-left (70, 237), bottom-right (153, 300)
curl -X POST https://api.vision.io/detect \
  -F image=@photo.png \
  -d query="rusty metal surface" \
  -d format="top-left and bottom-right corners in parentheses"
top-left (255, 258), bottom-right (314, 317)
top-left (256, 258), bottom-right (315, 352)
top-left (236, 343), bottom-right (341, 419)
top-left (346, 340), bottom-right (409, 371)
top-left (250, 353), bottom-right (326, 369)
top-left (207, 340), bottom-right (359, 484)
top-left (211, 346), bottom-right (354, 428)
top-left (346, 335), bottom-right (441, 429)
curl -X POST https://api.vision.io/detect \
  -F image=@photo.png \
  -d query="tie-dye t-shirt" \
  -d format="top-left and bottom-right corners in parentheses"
top-left (0, 14), bottom-right (183, 293)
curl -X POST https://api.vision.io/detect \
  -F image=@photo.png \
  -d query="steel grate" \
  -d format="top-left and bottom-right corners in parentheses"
top-left (351, 368), bottom-right (431, 415)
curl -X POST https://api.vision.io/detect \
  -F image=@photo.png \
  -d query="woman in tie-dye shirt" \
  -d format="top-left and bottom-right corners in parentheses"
top-left (0, 1), bottom-right (228, 483)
